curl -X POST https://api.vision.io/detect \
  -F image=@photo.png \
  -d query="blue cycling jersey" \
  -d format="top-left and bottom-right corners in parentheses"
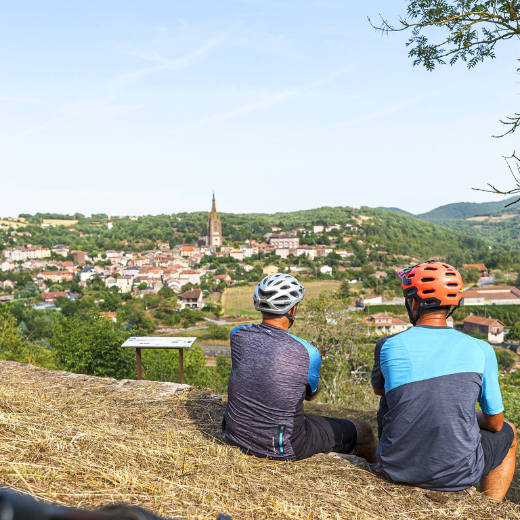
top-left (372, 326), bottom-right (503, 491)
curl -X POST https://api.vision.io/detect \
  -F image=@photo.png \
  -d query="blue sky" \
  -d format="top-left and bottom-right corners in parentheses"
top-left (1, 0), bottom-right (518, 217)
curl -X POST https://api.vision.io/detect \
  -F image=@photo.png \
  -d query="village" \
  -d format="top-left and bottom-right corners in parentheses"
top-left (0, 195), bottom-right (519, 347)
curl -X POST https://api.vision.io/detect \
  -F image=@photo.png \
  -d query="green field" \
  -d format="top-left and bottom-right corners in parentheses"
top-left (223, 280), bottom-right (342, 317)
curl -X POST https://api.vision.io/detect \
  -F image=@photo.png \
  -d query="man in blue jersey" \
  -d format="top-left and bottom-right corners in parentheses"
top-left (223, 273), bottom-right (377, 462)
top-left (372, 260), bottom-right (516, 500)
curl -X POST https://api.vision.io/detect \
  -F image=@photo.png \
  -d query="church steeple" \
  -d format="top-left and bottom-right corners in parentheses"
top-left (207, 192), bottom-right (222, 247)
top-left (211, 191), bottom-right (217, 215)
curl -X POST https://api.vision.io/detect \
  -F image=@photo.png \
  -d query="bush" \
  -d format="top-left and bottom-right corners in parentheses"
top-left (51, 314), bottom-right (134, 379)
top-left (207, 324), bottom-right (231, 341)
top-left (496, 349), bottom-right (516, 371)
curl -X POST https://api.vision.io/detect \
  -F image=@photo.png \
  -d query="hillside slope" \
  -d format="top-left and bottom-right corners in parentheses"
top-left (416, 197), bottom-right (519, 224)
top-left (0, 361), bottom-right (519, 519)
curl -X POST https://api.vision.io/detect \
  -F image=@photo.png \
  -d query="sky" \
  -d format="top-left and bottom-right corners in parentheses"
top-left (1, 0), bottom-right (519, 217)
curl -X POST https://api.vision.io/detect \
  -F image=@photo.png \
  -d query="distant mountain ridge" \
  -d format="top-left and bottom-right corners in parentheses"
top-left (378, 196), bottom-right (520, 245)
top-left (379, 197), bottom-right (519, 224)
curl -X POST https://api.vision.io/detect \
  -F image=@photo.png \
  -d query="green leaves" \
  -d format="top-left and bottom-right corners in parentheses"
top-left (51, 314), bottom-right (134, 379)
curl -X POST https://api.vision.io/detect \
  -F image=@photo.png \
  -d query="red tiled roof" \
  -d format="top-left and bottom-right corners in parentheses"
top-left (462, 264), bottom-right (487, 270)
top-left (41, 291), bottom-right (67, 299)
top-left (463, 315), bottom-right (504, 327)
top-left (179, 289), bottom-right (202, 299)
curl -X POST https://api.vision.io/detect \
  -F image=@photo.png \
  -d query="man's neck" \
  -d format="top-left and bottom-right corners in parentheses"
top-left (416, 314), bottom-right (448, 327)
top-left (262, 317), bottom-right (291, 332)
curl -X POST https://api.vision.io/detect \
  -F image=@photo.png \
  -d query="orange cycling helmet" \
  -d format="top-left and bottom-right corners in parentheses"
top-left (396, 260), bottom-right (464, 325)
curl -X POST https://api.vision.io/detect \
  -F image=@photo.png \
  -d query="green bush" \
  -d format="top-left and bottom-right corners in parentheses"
top-left (207, 324), bottom-right (231, 341)
top-left (51, 314), bottom-right (134, 379)
top-left (496, 349), bottom-right (516, 371)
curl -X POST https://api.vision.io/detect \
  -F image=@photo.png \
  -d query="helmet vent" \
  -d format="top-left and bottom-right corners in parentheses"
top-left (422, 289), bottom-right (435, 295)
top-left (421, 277), bottom-right (436, 283)
top-left (445, 272), bottom-right (456, 277)
top-left (447, 294), bottom-right (457, 298)
top-left (424, 267), bottom-right (438, 271)
top-left (446, 283), bottom-right (459, 288)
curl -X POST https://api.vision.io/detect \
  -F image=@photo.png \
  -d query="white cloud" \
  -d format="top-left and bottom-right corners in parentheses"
top-left (114, 38), bottom-right (221, 85)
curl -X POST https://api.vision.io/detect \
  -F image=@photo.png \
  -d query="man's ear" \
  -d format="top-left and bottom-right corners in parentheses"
top-left (288, 305), bottom-right (298, 316)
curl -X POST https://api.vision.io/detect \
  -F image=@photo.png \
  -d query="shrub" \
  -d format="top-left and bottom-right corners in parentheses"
top-left (51, 314), bottom-right (134, 379)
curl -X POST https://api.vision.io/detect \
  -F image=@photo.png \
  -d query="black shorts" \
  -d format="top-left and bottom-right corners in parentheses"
top-left (480, 422), bottom-right (515, 478)
top-left (293, 414), bottom-right (358, 461)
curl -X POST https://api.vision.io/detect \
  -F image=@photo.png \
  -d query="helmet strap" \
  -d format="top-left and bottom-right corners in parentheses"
top-left (446, 305), bottom-right (457, 320)
top-left (405, 298), bottom-right (421, 327)
top-left (284, 313), bottom-right (296, 329)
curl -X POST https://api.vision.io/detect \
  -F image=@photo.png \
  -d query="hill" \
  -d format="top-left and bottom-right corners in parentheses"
top-left (2, 206), bottom-right (492, 266)
top-left (416, 197), bottom-right (519, 225)
top-left (1, 361), bottom-right (519, 519)
top-left (376, 207), bottom-right (415, 217)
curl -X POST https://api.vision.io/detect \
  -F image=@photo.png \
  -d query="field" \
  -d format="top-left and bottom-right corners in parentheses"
top-left (222, 280), bottom-right (342, 317)
top-left (1, 360), bottom-right (520, 519)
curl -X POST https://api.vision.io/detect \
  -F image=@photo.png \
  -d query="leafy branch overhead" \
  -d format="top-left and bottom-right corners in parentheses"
top-left (370, 0), bottom-right (520, 136)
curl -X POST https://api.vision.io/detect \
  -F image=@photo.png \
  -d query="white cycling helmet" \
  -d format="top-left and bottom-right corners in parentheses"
top-left (253, 273), bottom-right (305, 315)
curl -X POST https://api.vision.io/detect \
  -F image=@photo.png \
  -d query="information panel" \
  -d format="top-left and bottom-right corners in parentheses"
top-left (121, 337), bottom-right (196, 349)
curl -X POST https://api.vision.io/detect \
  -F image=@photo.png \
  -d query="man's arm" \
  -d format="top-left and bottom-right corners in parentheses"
top-left (305, 382), bottom-right (321, 401)
top-left (373, 386), bottom-right (385, 396)
top-left (477, 410), bottom-right (504, 433)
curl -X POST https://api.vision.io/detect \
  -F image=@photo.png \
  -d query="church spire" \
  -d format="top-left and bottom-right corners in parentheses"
top-left (211, 191), bottom-right (217, 215)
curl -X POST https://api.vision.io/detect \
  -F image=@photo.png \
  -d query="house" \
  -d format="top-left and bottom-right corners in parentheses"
top-left (463, 315), bottom-right (505, 343)
top-left (325, 224), bottom-right (341, 232)
top-left (181, 247), bottom-right (196, 258)
top-left (262, 265), bottom-right (279, 276)
top-left (72, 251), bottom-right (89, 265)
top-left (1, 261), bottom-right (14, 272)
top-left (41, 291), bottom-right (68, 303)
top-left (319, 265), bottom-right (333, 275)
top-left (214, 274), bottom-right (232, 283)
top-left (336, 250), bottom-right (355, 258)
top-left (268, 234), bottom-right (299, 249)
top-left (52, 244), bottom-right (70, 257)
top-left (462, 264), bottom-right (488, 277)
top-left (79, 267), bottom-right (96, 282)
top-left (0, 280), bottom-right (15, 291)
top-left (364, 313), bottom-right (411, 335)
top-left (100, 311), bottom-right (117, 322)
top-left (105, 276), bottom-right (134, 293)
top-left (313, 225), bottom-right (324, 233)
top-left (230, 249), bottom-right (245, 261)
top-left (275, 248), bottom-right (290, 259)
top-left (357, 295), bottom-right (383, 307)
top-left (179, 270), bottom-right (201, 286)
top-left (178, 289), bottom-right (204, 310)
top-left (462, 286), bottom-right (520, 305)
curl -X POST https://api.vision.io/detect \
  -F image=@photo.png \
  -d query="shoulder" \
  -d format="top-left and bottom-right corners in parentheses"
top-left (376, 331), bottom-right (405, 352)
top-left (286, 332), bottom-right (319, 354)
top-left (230, 324), bottom-right (254, 338)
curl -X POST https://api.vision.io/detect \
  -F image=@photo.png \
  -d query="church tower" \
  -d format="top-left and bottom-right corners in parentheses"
top-left (207, 192), bottom-right (222, 247)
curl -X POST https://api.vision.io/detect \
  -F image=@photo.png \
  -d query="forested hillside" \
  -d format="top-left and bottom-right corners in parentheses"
top-left (1, 207), bottom-right (497, 266)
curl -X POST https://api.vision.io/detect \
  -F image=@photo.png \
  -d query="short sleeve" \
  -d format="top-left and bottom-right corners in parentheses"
top-left (478, 341), bottom-right (504, 416)
top-left (286, 333), bottom-right (321, 395)
top-left (371, 339), bottom-right (386, 391)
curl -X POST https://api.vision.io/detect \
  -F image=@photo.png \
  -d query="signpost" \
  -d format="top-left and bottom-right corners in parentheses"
top-left (121, 337), bottom-right (197, 384)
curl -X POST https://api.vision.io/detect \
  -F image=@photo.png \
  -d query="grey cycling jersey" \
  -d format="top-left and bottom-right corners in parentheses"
top-left (223, 323), bottom-right (321, 461)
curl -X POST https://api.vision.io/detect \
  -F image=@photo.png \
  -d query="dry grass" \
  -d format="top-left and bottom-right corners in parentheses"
top-left (223, 281), bottom-right (341, 317)
top-left (0, 361), bottom-right (520, 519)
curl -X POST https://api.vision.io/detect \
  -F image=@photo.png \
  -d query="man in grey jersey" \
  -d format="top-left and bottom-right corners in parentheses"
top-left (223, 273), bottom-right (377, 462)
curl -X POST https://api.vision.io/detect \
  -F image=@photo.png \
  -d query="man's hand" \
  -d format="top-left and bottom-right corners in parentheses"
top-left (305, 382), bottom-right (321, 401)
top-left (477, 410), bottom-right (504, 433)
top-left (373, 386), bottom-right (385, 397)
